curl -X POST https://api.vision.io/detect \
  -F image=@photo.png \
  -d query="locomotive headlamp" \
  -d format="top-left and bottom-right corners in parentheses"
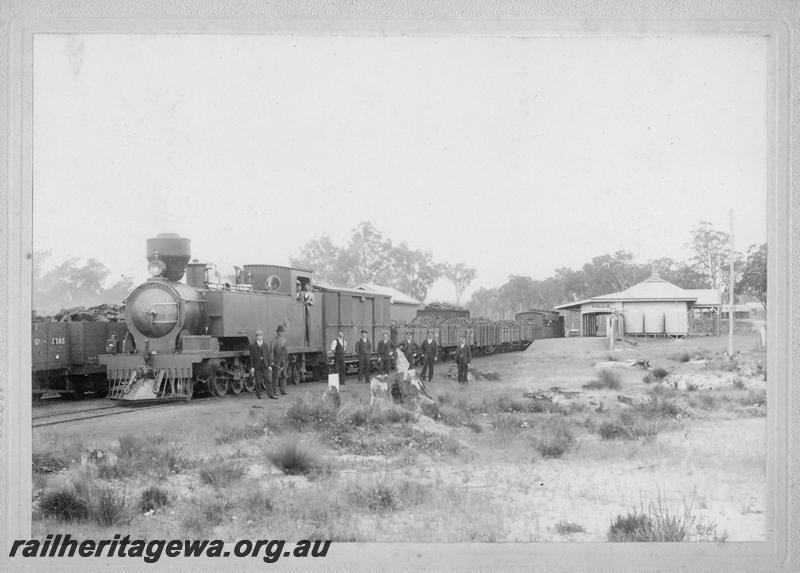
top-left (148, 257), bottom-right (167, 277)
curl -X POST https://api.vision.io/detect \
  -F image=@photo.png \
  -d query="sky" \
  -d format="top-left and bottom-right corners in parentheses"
top-left (33, 34), bottom-right (769, 302)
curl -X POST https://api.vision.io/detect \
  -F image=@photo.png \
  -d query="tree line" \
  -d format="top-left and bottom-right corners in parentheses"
top-left (31, 220), bottom-right (766, 319)
top-left (289, 222), bottom-right (475, 303)
top-left (465, 221), bottom-right (767, 320)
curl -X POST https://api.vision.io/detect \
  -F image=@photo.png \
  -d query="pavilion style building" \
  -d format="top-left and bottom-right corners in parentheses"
top-left (555, 274), bottom-right (722, 338)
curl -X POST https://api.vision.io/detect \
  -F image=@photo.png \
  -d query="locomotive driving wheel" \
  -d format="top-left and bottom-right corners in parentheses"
top-left (209, 373), bottom-right (229, 397)
top-left (230, 377), bottom-right (244, 394)
top-left (244, 374), bottom-right (256, 393)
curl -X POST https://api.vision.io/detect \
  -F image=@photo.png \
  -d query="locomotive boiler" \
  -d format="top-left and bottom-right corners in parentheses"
top-left (99, 233), bottom-right (392, 403)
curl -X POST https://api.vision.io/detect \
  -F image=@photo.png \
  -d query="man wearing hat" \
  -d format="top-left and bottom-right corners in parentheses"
top-left (454, 334), bottom-right (472, 384)
top-left (355, 329), bottom-right (372, 383)
top-left (398, 331), bottom-right (419, 368)
top-left (376, 331), bottom-right (395, 375)
top-left (271, 325), bottom-right (289, 397)
top-left (249, 330), bottom-right (270, 399)
top-left (329, 329), bottom-right (348, 385)
top-left (420, 330), bottom-right (438, 382)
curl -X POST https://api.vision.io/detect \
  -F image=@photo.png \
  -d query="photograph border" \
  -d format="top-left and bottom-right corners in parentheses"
top-left (1, 2), bottom-right (795, 571)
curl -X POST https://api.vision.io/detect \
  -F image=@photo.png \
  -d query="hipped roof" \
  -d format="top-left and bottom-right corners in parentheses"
top-left (555, 274), bottom-right (722, 311)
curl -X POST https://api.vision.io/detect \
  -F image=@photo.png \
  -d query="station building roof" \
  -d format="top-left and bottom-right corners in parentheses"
top-left (555, 274), bottom-right (721, 312)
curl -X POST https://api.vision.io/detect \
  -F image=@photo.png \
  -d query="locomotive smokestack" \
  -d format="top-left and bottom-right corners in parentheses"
top-left (146, 233), bottom-right (191, 281)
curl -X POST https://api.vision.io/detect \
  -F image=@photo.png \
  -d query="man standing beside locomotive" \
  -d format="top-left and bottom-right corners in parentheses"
top-left (376, 331), bottom-right (395, 375)
top-left (329, 329), bottom-right (347, 386)
top-left (355, 329), bottom-right (372, 383)
top-left (249, 330), bottom-right (271, 399)
top-left (420, 330), bottom-right (439, 382)
top-left (270, 325), bottom-right (289, 397)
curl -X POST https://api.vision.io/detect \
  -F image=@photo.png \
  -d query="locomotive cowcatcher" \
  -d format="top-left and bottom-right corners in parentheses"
top-left (99, 233), bottom-right (391, 403)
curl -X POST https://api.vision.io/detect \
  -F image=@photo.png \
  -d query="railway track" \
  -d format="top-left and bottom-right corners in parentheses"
top-left (31, 401), bottom-right (190, 429)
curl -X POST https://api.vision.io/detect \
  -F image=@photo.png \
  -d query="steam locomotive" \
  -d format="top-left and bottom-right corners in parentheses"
top-left (99, 233), bottom-right (392, 403)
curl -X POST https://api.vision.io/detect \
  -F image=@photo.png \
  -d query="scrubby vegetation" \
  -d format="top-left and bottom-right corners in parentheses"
top-left (583, 368), bottom-right (622, 390)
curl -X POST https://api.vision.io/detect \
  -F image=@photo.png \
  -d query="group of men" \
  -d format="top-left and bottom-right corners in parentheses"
top-left (328, 329), bottom-right (472, 384)
top-left (251, 324), bottom-right (475, 396)
top-left (248, 325), bottom-right (290, 400)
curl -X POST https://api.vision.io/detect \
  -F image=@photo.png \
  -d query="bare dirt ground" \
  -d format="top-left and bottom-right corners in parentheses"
top-left (31, 331), bottom-right (766, 543)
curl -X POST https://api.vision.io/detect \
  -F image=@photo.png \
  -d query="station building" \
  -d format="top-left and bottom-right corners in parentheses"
top-left (555, 274), bottom-right (721, 338)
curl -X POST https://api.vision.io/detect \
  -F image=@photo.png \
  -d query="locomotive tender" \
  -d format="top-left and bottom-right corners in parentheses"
top-left (99, 233), bottom-right (391, 403)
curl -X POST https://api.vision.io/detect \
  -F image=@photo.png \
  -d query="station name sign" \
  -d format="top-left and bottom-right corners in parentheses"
top-left (585, 303), bottom-right (615, 310)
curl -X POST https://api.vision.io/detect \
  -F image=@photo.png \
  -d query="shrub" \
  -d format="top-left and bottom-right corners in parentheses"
top-left (739, 389), bottom-right (766, 407)
top-left (608, 499), bottom-right (694, 542)
top-left (38, 487), bottom-right (88, 521)
top-left (139, 486), bottom-right (170, 513)
top-left (242, 490), bottom-right (275, 517)
top-left (267, 438), bottom-right (322, 475)
top-left (555, 521), bottom-right (586, 535)
top-left (642, 373), bottom-right (655, 384)
top-left (671, 352), bottom-right (691, 363)
top-left (648, 384), bottom-right (679, 399)
top-left (89, 486), bottom-right (130, 526)
top-left (349, 481), bottom-right (398, 512)
top-left (583, 368), bottom-right (622, 391)
top-left (732, 377), bottom-right (746, 390)
top-left (198, 458), bottom-right (246, 487)
top-left (216, 423), bottom-right (262, 444)
top-left (605, 353), bottom-right (619, 362)
top-left (283, 397), bottom-right (338, 430)
top-left (32, 451), bottom-right (68, 474)
top-left (182, 499), bottom-right (233, 535)
top-left (533, 420), bottom-right (575, 458)
top-left (111, 434), bottom-right (187, 479)
top-left (635, 396), bottom-right (682, 418)
top-left (598, 413), bottom-right (662, 440)
top-left (651, 367), bottom-right (668, 380)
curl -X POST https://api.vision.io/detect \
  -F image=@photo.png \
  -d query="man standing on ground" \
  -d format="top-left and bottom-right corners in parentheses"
top-left (398, 331), bottom-right (419, 368)
top-left (271, 324), bottom-right (289, 397)
top-left (420, 330), bottom-right (438, 382)
top-left (249, 330), bottom-right (270, 399)
top-left (356, 329), bottom-right (372, 383)
top-left (376, 331), bottom-right (395, 375)
top-left (329, 329), bottom-right (347, 385)
top-left (454, 334), bottom-right (471, 384)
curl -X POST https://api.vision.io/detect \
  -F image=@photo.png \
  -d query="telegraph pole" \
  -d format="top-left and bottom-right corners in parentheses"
top-left (728, 209), bottom-right (735, 356)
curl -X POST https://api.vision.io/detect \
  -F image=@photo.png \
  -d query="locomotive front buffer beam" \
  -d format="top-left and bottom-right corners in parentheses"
top-left (100, 354), bottom-right (205, 405)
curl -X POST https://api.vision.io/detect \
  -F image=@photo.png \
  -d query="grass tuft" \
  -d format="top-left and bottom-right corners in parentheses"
top-left (267, 438), bottom-right (322, 475)
top-left (198, 458), bottom-right (246, 487)
top-left (651, 367), bottom-right (669, 380)
top-left (583, 368), bottom-right (622, 390)
top-left (608, 498), bottom-right (695, 542)
top-left (555, 521), bottom-right (586, 535)
top-left (38, 487), bottom-right (88, 521)
top-left (139, 486), bottom-right (170, 513)
top-left (32, 451), bottom-right (68, 474)
top-left (89, 486), bottom-right (130, 526)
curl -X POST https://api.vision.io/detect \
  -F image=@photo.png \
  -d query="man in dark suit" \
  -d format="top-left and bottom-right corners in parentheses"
top-left (454, 334), bottom-right (472, 384)
top-left (271, 324), bottom-right (289, 396)
top-left (398, 331), bottom-right (419, 368)
top-left (420, 330), bottom-right (439, 382)
top-left (329, 329), bottom-right (347, 385)
top-left (355, 329), bottom-right (372, 383)
top-left (249, 330), bottom-right (271, 399)
top-left (376, 331), bottom-right (395, 375)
